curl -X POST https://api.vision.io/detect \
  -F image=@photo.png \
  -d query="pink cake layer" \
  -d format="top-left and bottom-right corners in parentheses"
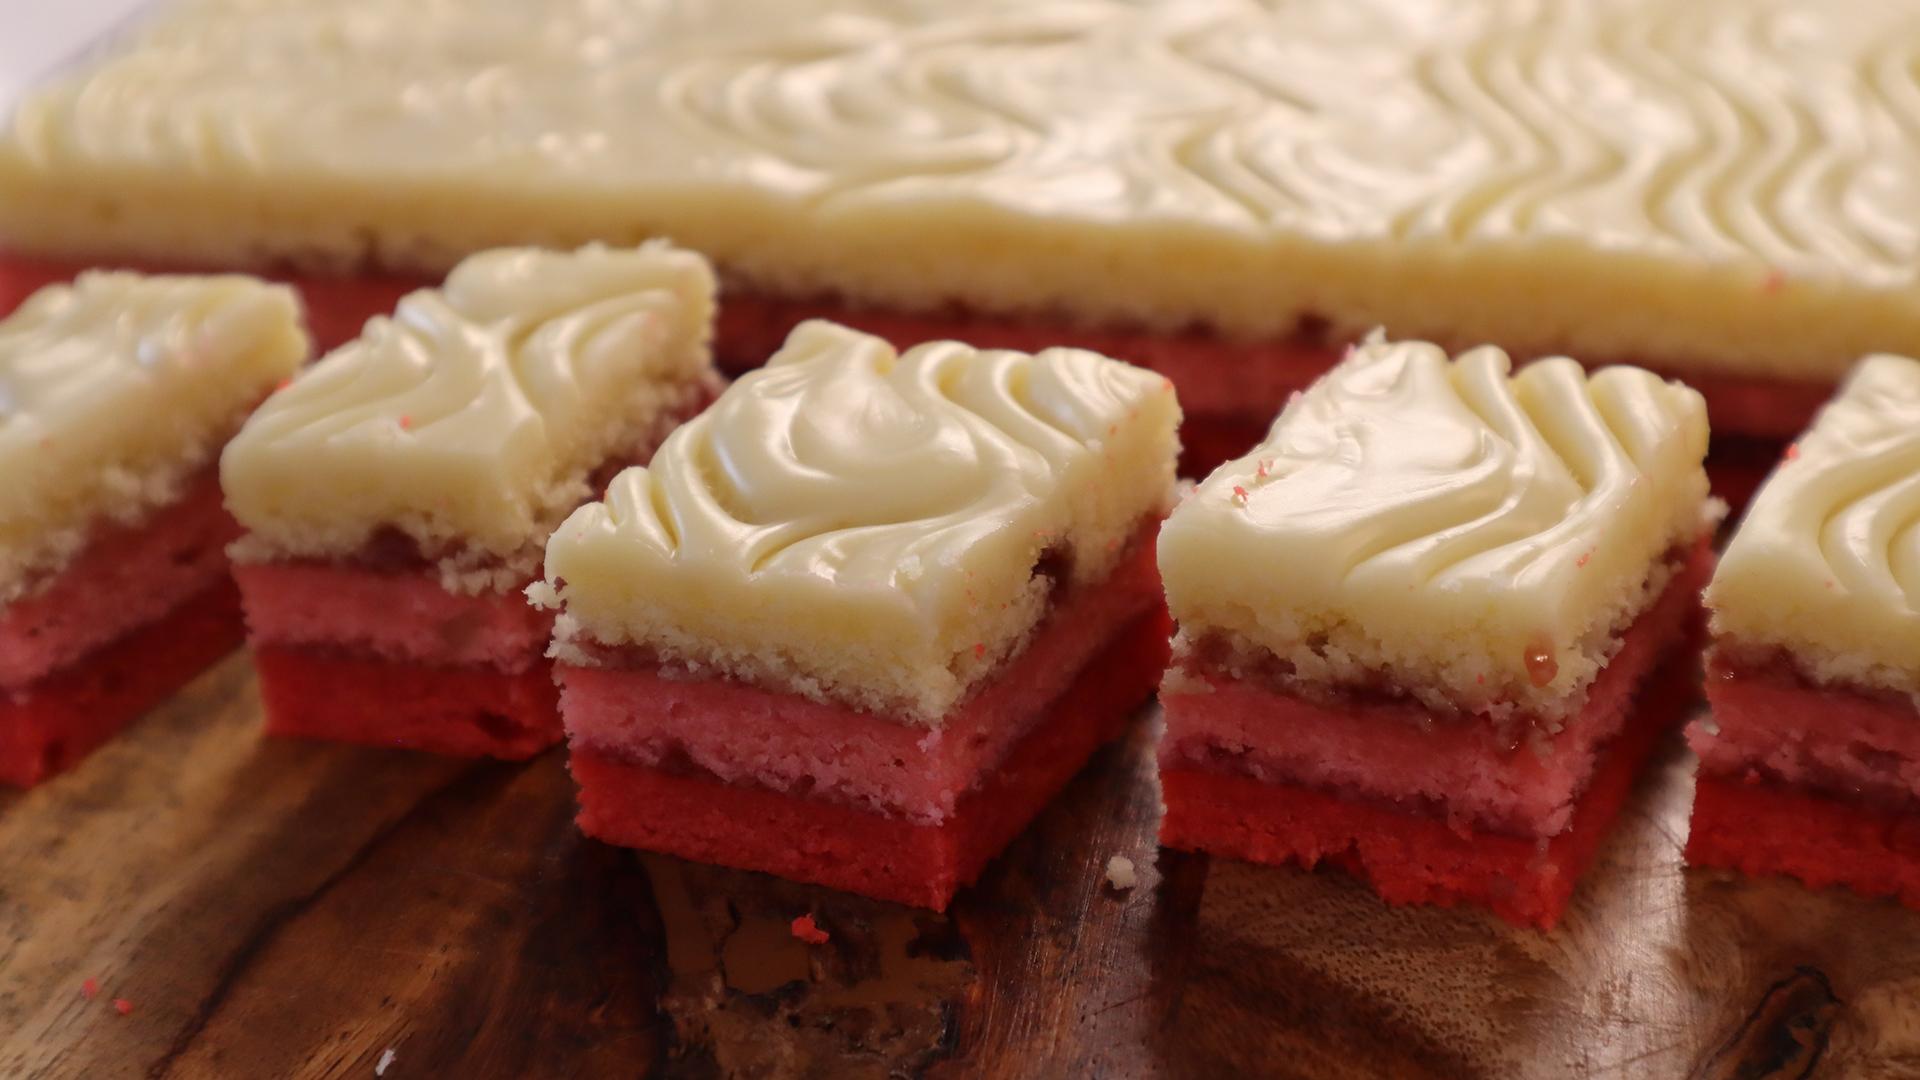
top-left (1160, 539), bottom-right (1712, 839)
top-left (559, 529), bottom-right (1163, 825)
top-left (1692, 657), bottom-right (1920, 805)
top-left (1, 470), bottom-right (236, 690)
top-left (234, 561), bottom-right (553, 672)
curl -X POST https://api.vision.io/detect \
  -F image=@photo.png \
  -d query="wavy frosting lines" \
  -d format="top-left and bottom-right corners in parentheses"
top-left (221, 242), bottom-right (715, 571)
top-left (9, 0), bottom-right (1920, 372)
top-left (1711, 354), bottom-right (1920, 692)
top-left (543, 320), bottom-right (1179, 721)
top-left (1, 271), bottom-right (305, 600)
top-left (1160, 335), bottom-right (1709, 719)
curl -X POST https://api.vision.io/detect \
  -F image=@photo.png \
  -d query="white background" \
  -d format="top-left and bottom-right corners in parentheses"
top-left (1, 0), bottom-right (156, 109)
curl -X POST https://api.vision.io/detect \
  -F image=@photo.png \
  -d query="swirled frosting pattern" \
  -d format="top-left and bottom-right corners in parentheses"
top-left (221, 242), bottom-right (716, 592)
top-left (1709, 355), bottom-right (1920, 694)
top-left (540, 320), bottom-right (1181, 724)
top-left (0, 271), bottom-right (306, 602)
top-left (6, 0), bottom-right (1920, 381)
top-left (1159, 334), bottom-right (1711, 720)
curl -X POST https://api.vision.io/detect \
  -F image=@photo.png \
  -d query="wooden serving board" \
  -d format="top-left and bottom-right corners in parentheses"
top-left (2, 655), bottom-right (1918, 1079)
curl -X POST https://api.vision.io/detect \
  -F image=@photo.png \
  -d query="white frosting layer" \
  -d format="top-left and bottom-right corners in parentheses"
top-left (6, 0), bottom-right (1920, 384)
top-left (1709, 354), bottom-right (1920, 694)
top-left (0, 271), bottom-right (306, 603)
top-left (1159, 335), bottom-right (1710, 719)
top-left (221, 242), bottom-right (716, 593)
top-left (540, 320), bottom-right (1181, 724)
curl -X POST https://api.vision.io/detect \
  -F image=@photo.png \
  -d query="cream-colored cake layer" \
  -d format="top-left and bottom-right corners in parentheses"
top-left (1709, 355), bottom-right (1920, 695)
top-left (0, 271), bottom-right (306, 603)
top-left (221, 242), bottom-right (716, 594)
top-left (1159, 334), bottom-right (1711, 721)
top-left (5, 0), bottom-right (1920, 383)
top-left (538, 320), bottom-right (1181, 725)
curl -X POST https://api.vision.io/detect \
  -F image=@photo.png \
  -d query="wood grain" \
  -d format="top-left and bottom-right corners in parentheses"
top-left (3, 654), bottom-right (1919, 1079)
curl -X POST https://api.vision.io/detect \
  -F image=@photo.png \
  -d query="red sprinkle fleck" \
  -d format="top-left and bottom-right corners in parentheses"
top-left (398, 414), bottom-right (413, 430)
top-left (81, 979), bottom-right (100, 1001)
top-left (1524, 645), bottom-right (1559, 689)
top-left (1231, 485), bottom-right (1250, 505)
top-left (1576, 552), bottom-right (1591, 569)
top-left (1255, 459), bottom-right (1273, 479)
top-left (1762, 268), bottom-right (1787, 294)
top-left (113, 998), bottom-right (133, 1016)
top-left (791, 914), bottom-right (830, 945)
top-left (275, 377), bottom-right (293, 392)
top-left (1784, 443), bottom-right (1800, 461)
top-left (973, 643), bottom-right (986, 659)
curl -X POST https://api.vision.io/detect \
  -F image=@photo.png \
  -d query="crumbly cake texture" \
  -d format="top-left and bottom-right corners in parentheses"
top-left (539, 320), bottom-right (1180, 724)
top-left (1690, 354), bottom-right (1920, 905)
top-left (562, 530), bottom-right (1162, 827)
top-left (567, 605), bottom-right (1171, 909)
top-left (1, 474), bottom-right (245, 787)
top-left (1159, 541), bottom-right (1709, 928)
top-left (2, 580), bottom-right (242, 788)
top-left (1162, 652), bottom-right (1697, 930)
top-left (221, 241), bottom-right (718, 595)
top-left (6, 0), bottom-right (1920, 389)
top-left (1158, 334), bottom-right (1712, 723)
top-left (1706, 354), bottom-right (1920, 699)
top-left (0, 270), bottom-right (307, 604)
top-left (236, 561), bottom-right (564, 759)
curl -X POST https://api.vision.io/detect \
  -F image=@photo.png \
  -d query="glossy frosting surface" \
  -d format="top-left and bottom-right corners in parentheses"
top-left (5, 0), bottom-right (1920, 380)
top-left (221, 242), bottom-right (716, 591)
top-left (0, 271), bottom-right (306, 602)
top-left (1710, 354), bottom-right (1920, 693)
top-left (1159, 334), bottom-right (1710, 719)
top-left (540, 320), bottom-right (1181, 723)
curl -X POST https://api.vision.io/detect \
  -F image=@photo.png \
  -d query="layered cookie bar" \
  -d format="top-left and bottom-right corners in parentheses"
top-left (1157, 335), bottom-right (1715, 928)
top-left (1, 271), bottom-right (306, 786)
top-left (221, 242), bottom-right (717, 759)
top-left (1690, 355), bottom-right (1920, 908)
top-left (537, 320), bottom-right (1180, 909)
top-left (3, 0), bottom-right (1912, 480)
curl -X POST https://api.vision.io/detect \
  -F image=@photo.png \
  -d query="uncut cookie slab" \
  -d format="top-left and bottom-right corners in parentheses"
top-left (1691, 355), bottom-right (1920, 908)
top-left (1, 271), bottom-right (307, 786)
top-left (221, 242), bottom-right (717, 759)
top-left (3, 0), bottom-right (1914, 468)
top-left (1156, 334), bottom-right (1714, 928)
top-left (537, 320), bottom-right (1181, 909)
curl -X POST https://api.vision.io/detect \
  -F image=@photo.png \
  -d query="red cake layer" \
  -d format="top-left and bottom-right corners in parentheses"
top-left (2, 580), bottom-right (242, 787)
top-left (1161, 656), bottom-right (1696, 928)
top-left (1688, 776), bottom-right (1920, 909)
top-left (252, 645), bottom-right (561, 760)
top-left (1160, 541), bottom-right (1710, 838)
top-left (0, 253), bottom-right (1820, 476)
top-left (1, 470), bottom-right (237, 689)
top-left (568, 608), bottom-right (1171, 910)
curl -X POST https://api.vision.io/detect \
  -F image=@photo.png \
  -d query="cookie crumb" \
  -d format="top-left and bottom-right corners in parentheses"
top-left (1105, 855), bottom-right (1138, 890)
top-left (376, 1048), bottom-right (398, 1076)
top-left (790, 914), bottom-right (830, 945)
